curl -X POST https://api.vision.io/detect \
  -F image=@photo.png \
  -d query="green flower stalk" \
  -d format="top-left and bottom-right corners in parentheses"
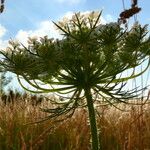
top-left (0, 11), bottom-right (150, 150)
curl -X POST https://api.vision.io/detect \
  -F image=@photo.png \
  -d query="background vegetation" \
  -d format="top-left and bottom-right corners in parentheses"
top-left (0, 91), bottom-right (150, 150)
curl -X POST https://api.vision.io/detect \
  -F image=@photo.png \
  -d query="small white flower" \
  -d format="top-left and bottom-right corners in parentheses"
top-left (28, 36), bottom-right (38, 44)
top-left (8, 40), bottom-right (20, 48)
top-left (89, 11), bottom-right (100, 19)
top-left (62, 17), bottom-right (69, 25)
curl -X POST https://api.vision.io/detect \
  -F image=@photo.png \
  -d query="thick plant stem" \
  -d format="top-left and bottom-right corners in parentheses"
top-left (85, 88), bottom-right (100, 150)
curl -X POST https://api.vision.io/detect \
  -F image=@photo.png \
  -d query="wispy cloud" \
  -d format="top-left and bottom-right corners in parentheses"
top-left (15, 11), bottom-right (108, 45)
top-left (0, 24), bottom-right (8, 49)
top-left (0, 24), bottom-right (7, 38)
top-left (3, 10), bottom-right (115, 49)
top-left (15, 21), bottom-right (62, 45)
top-left (0, 40), bottom-right (8, 49)
top-left (105, 14), bottom-right (114, 22)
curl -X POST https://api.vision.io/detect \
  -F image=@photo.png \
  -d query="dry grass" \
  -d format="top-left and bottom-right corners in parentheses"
top-left (0, 93), bottom-right (150, 150)
top-left (96, 102), bottom-right (150, 150)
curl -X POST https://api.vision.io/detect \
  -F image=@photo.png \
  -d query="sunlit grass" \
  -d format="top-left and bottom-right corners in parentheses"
top-left (0, 94), bottom-right (150, 150)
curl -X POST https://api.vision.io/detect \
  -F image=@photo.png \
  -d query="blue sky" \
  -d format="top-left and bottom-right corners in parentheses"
top-left (0, 0), bottom-right (150, 92)
top-left (0, 0), bottom-right (150, 41)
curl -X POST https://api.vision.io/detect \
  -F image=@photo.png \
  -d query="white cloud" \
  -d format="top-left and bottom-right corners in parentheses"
top-left (61, 11), bottom-right (74, 20)
top-left (55, 0), bottom-right (86, 5)
top-left (105, 14), bottom-right (114, 22)
top-left (14, 11), bottom-right (112, 46)
top-left (0, 39), bottom-right (8, 49)
top-left (0, 24), bottom-right (8, 49)
top-left (0, 24), bottom-right (7, 38)
top-left (15, 21), bottom-right (62, 45)
top-left (61, 11), bottom-right (107, 24)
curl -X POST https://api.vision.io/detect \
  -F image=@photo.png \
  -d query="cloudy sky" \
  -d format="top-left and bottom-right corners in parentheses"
top-left (0, 0), bottom-right (150, 47)
top-left (0, 0), bottom-right (150, 91)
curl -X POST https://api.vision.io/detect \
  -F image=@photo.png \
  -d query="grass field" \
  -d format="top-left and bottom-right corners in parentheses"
top-left (0, 93), bottom-right (150, 150)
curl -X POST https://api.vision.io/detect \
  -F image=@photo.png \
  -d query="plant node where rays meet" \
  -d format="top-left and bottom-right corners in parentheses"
top-left (0, 11), bottom-right (150, 150)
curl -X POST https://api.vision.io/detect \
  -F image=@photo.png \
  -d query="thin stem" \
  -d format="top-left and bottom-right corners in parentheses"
top-left (84, 88), bottom-right (100, 150)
